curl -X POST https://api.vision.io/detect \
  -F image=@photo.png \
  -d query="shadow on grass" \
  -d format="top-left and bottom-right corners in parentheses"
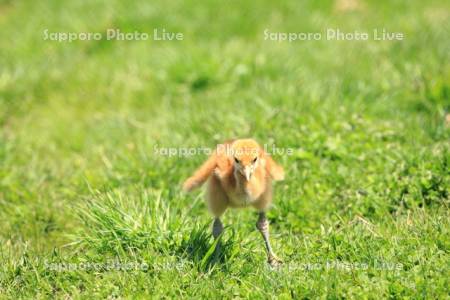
top-left (178, 224), bottom-right (237, 272)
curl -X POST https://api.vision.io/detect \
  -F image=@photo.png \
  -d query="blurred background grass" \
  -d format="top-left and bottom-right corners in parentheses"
top-left (0, 0), bottom-right (449, 298)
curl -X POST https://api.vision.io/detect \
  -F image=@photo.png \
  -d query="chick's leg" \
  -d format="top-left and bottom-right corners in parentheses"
top-left (212, 218), bottom-right (223, 239)
top-left (256, 212), bottom-right (282, 266)
top-left (211, 217), bottom-right (224, 260)
top-left (207, 175), bottom-right (227, 240)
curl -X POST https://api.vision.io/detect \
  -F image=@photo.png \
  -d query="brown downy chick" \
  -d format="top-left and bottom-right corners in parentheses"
top-left (183, 138), bottom-right (284, 266)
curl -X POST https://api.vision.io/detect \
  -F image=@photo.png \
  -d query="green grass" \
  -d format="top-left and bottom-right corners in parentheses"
top-left (0, 0), bottom-right (449, 298)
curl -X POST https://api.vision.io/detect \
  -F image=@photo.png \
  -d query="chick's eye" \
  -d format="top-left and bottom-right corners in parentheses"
top-left (234, 157), bottom-right (240, 164)
top-left (252, 157), bottom-right (258, 163)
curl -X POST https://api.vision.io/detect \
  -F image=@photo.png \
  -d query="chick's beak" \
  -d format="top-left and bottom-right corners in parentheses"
top-left (244, 166), bottom-right (252, 181)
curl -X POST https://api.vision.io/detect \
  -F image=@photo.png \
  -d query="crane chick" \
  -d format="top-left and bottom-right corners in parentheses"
top-left (183, 139), bottom-right (284, 266)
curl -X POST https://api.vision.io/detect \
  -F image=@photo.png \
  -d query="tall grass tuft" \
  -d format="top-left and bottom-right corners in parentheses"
top-left (75, 188), bottom-right (184, 255)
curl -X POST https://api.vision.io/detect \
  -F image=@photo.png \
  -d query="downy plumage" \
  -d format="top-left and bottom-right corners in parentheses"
top-left (183, 138), bottom-right (284, 266)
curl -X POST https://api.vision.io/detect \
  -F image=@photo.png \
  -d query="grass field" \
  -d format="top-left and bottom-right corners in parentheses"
top-left (0, 0), bottom-right (449, 298)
